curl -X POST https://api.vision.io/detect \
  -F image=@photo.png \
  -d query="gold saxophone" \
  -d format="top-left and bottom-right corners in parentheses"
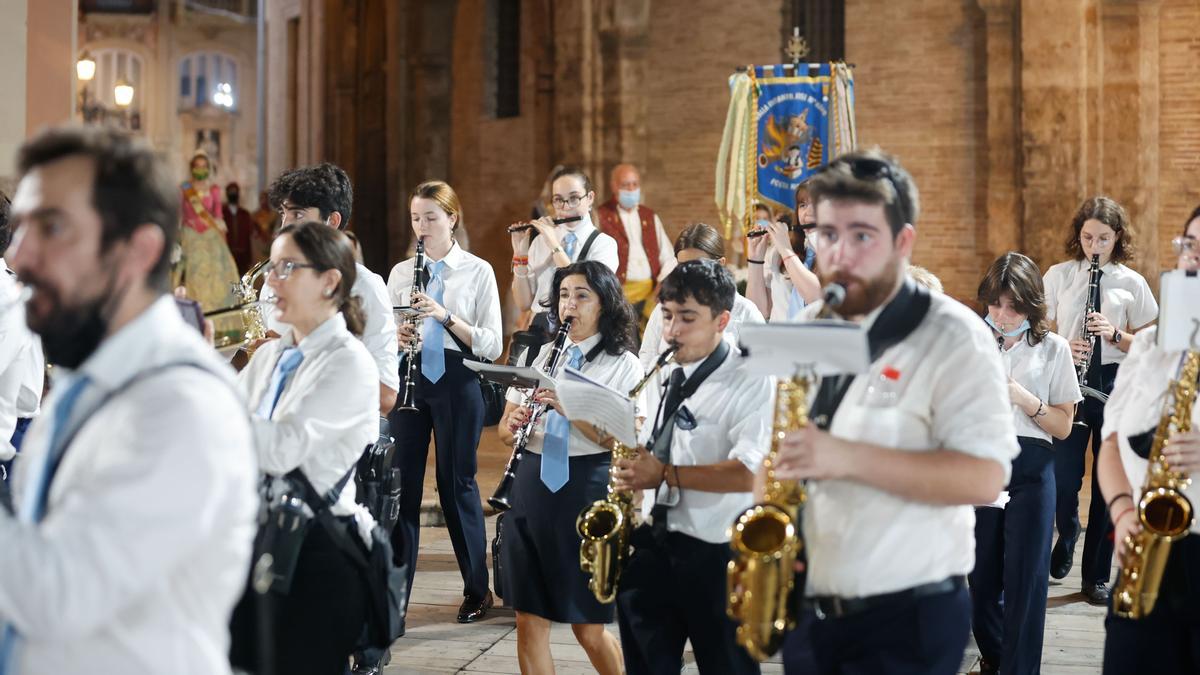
top-left (205, 258), bottom-right (271, 353)
top-left (726, 374), bottom-right (811, 661)
top-left (1112, 348), bottom-right (1199, 619)
top-left (577, 344), bottom-right (679, 603)
top-left (726, 283), bottom-right (844, 661)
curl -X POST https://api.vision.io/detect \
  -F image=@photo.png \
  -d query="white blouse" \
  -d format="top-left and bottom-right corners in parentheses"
top-left (998, 330), bottom-right (1082, 442)
top-left (522, 216), bottom-right (620, 314)
top-left (386, 242), bottom-right (504, 361)
top-left (1043, 259), bottom-right (1158, 366)
top-left (238, 313), bottom-right (377, 523)
top-left (1101, 327), bottom-right (1200, 535)
top-left (505, 332), bottom-right (642, 457)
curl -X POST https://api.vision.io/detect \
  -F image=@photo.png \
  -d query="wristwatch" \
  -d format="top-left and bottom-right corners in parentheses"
top-left (1111, 330), bottom-right (1122, 345)
top-left (442, 313), bottom-right (456, 328)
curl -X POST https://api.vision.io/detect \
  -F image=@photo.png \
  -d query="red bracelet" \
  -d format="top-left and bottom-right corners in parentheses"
top-left (512, 256), bottom-right (529, 266)
top-left (781, 252), bottom-right (798, 264)
top-left (1111, 506), bottom-right (1136, 526)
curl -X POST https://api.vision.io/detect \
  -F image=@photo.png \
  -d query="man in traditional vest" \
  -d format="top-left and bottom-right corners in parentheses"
top-left (595, 164), bottom-right (675, 327)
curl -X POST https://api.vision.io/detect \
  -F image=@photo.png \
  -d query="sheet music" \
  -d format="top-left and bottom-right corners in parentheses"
top-left (738, 320), bottom-right (870, 377)
top-left (555, 367), bottom-right (638, 447)
top-left (1158, 270), bottom-right (1200, 352)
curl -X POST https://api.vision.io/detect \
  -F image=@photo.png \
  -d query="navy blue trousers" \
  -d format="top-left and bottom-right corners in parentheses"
top-left (1104, 535), bottom-right (1200, 673)
top-left (970, 437), bottom-right (1055, 674)
top-left (806, 585), bottom-right (971, 675)
top-left (388, 352), bottom-right (489, 606)
top-left (1053, 362), bottom-right (1118, 585)
top-left (617, 527), bottom-right (761, 675)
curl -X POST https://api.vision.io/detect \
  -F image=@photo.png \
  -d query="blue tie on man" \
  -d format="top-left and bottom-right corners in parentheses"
top-left (540, 345), bottom-right (585, 492)
top-left (256, 347), bottom-right (304, 419)
top-left (422, 260), bottom-right (447, 384)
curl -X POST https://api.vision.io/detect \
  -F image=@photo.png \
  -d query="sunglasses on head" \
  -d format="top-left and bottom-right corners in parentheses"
top-left (816, 157), bottom-right (912, 227)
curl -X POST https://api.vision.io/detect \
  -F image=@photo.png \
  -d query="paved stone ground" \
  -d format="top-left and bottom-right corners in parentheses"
top-left (384, 433), bottom-right (1109, 674)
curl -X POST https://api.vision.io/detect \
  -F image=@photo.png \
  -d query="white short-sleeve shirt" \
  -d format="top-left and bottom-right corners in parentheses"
top-left (637, 338), bottom-right (774, 544)
top-left (1043, 259), bottom-right (1158, 366)
top-left (999, 331), bottom-right (1083, 442)
top-left (799, 291), bottom-right (1020, 598)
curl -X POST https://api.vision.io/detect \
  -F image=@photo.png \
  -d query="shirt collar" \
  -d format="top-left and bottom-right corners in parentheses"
top-left (559, 215), bottom-right (595, 237)
top-left (570, 331), bottom-right (603, 357)
top-left (280, 312), bottom-right (348, 354)
top-left (430, 241), bottom-right (466, 270)
top-left (1079, 258), bottom-right (1120, 275)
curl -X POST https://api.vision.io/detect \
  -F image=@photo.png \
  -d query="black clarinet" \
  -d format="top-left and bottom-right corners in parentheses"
top-left (1074, 253), bottom-right (1107, 426)
top-left (396, 239), bottom-right (426, 413)
top-left (488, 317), bottom-right (574, 511)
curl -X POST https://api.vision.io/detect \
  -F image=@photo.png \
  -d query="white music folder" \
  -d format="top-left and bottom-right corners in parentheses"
top-left (738, 320), bottom-right (871, 377)
top-left (555, 367), bottom-right (639, 448)
top-left (1158, 270), bottom-right (1200, 352)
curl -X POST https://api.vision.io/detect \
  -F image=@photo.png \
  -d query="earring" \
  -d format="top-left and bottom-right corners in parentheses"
top-left (324, 289), bottom-right (334, 298)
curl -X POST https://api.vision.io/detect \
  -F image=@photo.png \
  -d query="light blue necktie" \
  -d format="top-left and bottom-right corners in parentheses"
top-left (787, 286), bottom-right (805, 320)
top-left (256, 347), bottom-right (304, 419)
top-left (563, 232), bottom-right (578, 260)
top-left (0, 374), bottom-right (92, 673)
top-left (421, 260), bottom-right (447, 384)
top-left (540, 345), bottom-right (584, 492)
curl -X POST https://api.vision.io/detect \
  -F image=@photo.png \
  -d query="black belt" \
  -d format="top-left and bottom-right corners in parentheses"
top-left (810, 575), bottom-right (966, 620)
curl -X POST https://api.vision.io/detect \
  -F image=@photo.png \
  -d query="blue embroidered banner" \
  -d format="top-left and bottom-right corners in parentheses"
top-left (753, 63), bottom-right (835, 216)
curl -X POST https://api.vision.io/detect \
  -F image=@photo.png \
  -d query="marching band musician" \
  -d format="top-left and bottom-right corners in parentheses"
top-left (613, 259), bottom-right (772, 675)
top-left (1043, 196), bottom-right (1158, 605)
top-left (1095, 208), bottom-right (1200, 674)
top-left (266, 163), bottom-right (399, 415)
top-left (746, 183), bottom-right (822, 322)
top-left (771, 150), bottom-right (1019, 674)
top-left (1, 126), bottom-right (258, 674)
top-left (510, 166), bottom-right (619, 364)
top-left (970, 252), bottom-right (1082, 675)
top-left (497, 260), bottom-right (641, 675)
top-left (228, 221), bottom-right (378, 674)
top-left (386, 181), bottom-right (503, 627)
top-left (638, 222), bottom-right (764, 373)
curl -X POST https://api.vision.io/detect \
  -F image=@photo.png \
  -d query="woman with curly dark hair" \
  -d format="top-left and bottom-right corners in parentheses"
top-left (970, 252), bottom-right (1082, 675)
top-left (497, 260), bottom-right (641, 675)
top-left (1042, 196), bottom-right (1158, 606)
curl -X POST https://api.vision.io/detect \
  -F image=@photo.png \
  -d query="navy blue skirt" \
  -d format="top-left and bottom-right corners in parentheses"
top-left (501, 451), bottom-right (615, 624)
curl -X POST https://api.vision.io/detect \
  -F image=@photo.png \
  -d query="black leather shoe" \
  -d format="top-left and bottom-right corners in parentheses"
top-left (1050, 534), bottom-right (1076, 579)
top-left (978, 658), bottom-right (999, 675)
top-left (457, 591), bottom-right (494, 623)
top-left (1083, 582), bottom-right (1110, 606)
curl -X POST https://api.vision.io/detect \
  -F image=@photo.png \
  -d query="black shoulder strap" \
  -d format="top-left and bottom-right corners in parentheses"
top-left (289, 467), bottom-right (369, 568)
top-left (44, 361), bottom-right (226, 505)
top-left (578, 229), bottom-right (602, 261)
top-left (810, 280), bottom-right (933, 429)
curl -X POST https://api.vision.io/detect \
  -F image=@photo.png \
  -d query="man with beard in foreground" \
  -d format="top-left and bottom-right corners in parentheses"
top-left (767, 150), bottom-right (1019, 674)
top-left (0, 126), bottom-right (257, 674)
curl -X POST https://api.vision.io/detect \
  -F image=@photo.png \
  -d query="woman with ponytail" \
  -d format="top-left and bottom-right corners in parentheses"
top-left (229, 220), bottom-right (379, 674)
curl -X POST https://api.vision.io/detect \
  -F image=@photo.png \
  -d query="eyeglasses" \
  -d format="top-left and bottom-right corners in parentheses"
top-left (1080, 233), bottom-right (1114, 248)
top-left (551, 194), bottom-right (588, 209)
top-left (266, 260), bottom-right (319, 280)
top-left (1173, 236), bottom-right (1198, 254)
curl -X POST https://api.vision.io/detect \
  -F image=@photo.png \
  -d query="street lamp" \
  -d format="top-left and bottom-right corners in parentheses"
top-left (114, 80), bottom-right (134, 108)
top-left (76, 52), bottom-right (96, 82)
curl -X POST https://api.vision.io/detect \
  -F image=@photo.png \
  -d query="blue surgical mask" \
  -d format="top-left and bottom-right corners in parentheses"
top-left (618, 189), bottom-right (641, 210)
top-left (755, 219), bottom-right (771, 229)
top-left (985, 314), bottom-right (1030, 338)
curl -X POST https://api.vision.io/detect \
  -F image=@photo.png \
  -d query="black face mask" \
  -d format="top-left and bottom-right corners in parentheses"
top-left (227, 191), bottom-right (239, 204)
top-left (24, 263), bottom-right (123, 370)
